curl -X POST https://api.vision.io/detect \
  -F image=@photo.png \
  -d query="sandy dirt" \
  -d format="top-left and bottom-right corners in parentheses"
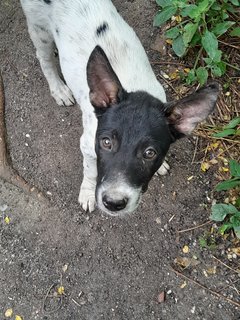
top-left (0, 0), bottom-right (239, 319)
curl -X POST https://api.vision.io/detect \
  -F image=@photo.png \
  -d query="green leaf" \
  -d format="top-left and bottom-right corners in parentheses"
top-left (153, 6), bottom-right (177, 26)
top-left (215, 178), bottom-right (240, 191)
top-left (229, 159), bottom-right (240, 177)
top-left (213, 128), bottom-right (236, 137)
top-left (191, 32), bottom-right (201, 46)
top-left (186, 69), bottom-right (196, 84)
top-left (181, 4), bottom-right (198, 18)
top-left (211, 204), bottom-right (234, 221)
top-left (212, 50), bottom-right (222, 62)
top-left (156, 0), bottom-right (173, 8)
top-left (204, 57), bottom-right (213, 65)
top-left (224, 117), bottom-right (240, 129)
top-left (198, 0), bottom-right (210, 13)
top-left (210, 203), bottom-right (238, 221)
top-left (229, 0), bottom-right (240, 5)
top-left (230, 215), bottom-right (240, 226)
top-left (202, 31), bottom-right (218, 60)
top-left (233, 225), bottom-right (240, 239)
top-left (222, 12), bottom-right (229, 20)
top-left (219, 223), bottom-right (231, 235)
top-left (226, 3), bottom-right (237, 13)
top-left (230, 27), bottom-right (240, 37)
top-left (212, 21), bottom-right (235, 37)
top-left (211, 65), bottom-right (222, 77)
top-left (165, 26), bottom-right (180, 39)
top-left (196, 67), bottom-right (208, 85)
top-left (217, 61), bottom-right (226, 74)
top-left (211, 3), bottom-right (221, 10)
top-left (183, 23), bottom-right (198, 45)
top-left (172, 35), bottom-right (186, 57)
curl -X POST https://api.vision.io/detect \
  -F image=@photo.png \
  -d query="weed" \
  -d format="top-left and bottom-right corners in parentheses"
top-left (154, 0), bottom-right (240, 84)
top-left (210, 160), bottom-right (240, 238)
top-left (212, 116), bottom-right (240, 138)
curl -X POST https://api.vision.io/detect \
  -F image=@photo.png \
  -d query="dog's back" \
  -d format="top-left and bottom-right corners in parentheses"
top-left (21, 0), bottom-right (166, 104)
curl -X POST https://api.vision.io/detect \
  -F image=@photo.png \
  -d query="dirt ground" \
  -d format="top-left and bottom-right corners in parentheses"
top-left (0, 0), bottom-right (239, 319)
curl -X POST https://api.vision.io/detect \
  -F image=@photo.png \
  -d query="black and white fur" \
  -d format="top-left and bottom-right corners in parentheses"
top-left (20, 0), bottom-right (219, 216)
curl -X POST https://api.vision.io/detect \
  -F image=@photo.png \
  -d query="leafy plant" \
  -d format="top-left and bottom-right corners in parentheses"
top-left (154, 0), bottom-right (240, 84)
top-left (210, 203), bottom-right (240, 238)
top-left (215, 159), bottom-right (240, 191)
top-left (212, 116), bottom-right (240, 138)
top-left (210, 159), bottom-right (240, 238)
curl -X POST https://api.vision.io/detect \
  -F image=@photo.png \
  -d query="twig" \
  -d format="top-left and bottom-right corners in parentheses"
top-left (178, 220), bottom-right (211, 233)
top-left (212, 255), bottom-right (240, 275)
top-left (170, 267), bottom-right (240, 308)
top-left (71, 298), bottom-right (82, 308)
top-left (191, 136), bottom-right (199, 164)
top-left (157, 73), bottom-right (181, 97)
top-left (42, 283), bottom-right (63, 314)
top-left (201, 142), bottom-right (210, 165)
top-left (150, 60), bottom-right (192, 68)
top-left (217, 279), bottom-right (240, 295)
top-left (218, 40), bottom-right (240, 50)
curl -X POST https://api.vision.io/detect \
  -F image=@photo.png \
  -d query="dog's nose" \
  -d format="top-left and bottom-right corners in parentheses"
top-left (102, 195), bottom-right (128, 211)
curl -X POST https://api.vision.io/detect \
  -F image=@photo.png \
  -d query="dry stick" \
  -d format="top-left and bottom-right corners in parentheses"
top-left (191, 136), bottom-right (199, 164)
top-left (150, 60), bottom-right (192, 68)
top-left (212, 255), bottom-right (240, 275)
top-left (170, 267), bottom-right (240, 308)
top-left (178, 220), bottom-right (211, 233)
top-left (0, 72), bottom-right (47, 200)
top-left (71, 298), bottom-right (82, 308)
top-left (157, 73), bottom-right (181, 97)
top-left (217, 279), bottom-right (240, 294)
top-left (42, 283), bottom-right (63, 314)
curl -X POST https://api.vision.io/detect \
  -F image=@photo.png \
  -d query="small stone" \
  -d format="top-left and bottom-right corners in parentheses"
top-left (155, 217), bottom-right (161, 224)
top-left (157, 291), bottom-right (165, 303)
top-left (191, 306), bottom-right (196, 314)
top-left (0, 204), bottom-right (8, 211)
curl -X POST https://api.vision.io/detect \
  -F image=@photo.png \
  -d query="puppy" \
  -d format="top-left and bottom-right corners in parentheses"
top-left (20, 0), bottom-right (219, 216)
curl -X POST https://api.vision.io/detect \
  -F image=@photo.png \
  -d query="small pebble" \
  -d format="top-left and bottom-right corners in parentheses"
top-left (191, 306), bottom-right (196, 314)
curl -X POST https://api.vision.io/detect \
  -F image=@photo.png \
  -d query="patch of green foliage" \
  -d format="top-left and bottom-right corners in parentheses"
top-left (212, 116), bottom-right (240, 138)
top-left (154, 0), bottom-right (240, 85)
top-left (210, 159), bottom-right (240, 238)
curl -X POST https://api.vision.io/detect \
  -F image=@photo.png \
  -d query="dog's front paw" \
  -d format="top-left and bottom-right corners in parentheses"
top-left (156, 160), bottom-right (170, 176)
top-left (51, 81), bottom-right (75, 106)
top-left (78, 181), bottom-right (96, 213)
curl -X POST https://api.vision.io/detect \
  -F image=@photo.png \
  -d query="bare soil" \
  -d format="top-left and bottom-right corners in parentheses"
top-left (0, 1), bottom-right (239, 319)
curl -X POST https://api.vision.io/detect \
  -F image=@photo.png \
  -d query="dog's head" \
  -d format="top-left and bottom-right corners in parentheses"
top-left (87, 46), bottom-right (220, 216)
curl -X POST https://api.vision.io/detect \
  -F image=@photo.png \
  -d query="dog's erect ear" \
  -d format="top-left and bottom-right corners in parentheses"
top-left (165, 83), bottom-right (220, 138)
top-left (87, 46), bottom-right (125, 109)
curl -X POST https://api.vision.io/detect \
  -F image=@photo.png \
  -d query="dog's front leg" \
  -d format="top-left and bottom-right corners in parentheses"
top-left (78, 112), bottom-right (98, 212)
top-left (26, 22), bottom-right (74, 107)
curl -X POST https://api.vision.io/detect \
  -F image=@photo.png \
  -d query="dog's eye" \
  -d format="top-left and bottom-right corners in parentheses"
top-left (143, 148), bottom-right (157, 160)
top-left (101, 137), bottom-right (112, 150)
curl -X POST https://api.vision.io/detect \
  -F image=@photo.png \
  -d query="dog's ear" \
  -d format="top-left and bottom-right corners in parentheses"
top-left (87, 46), bottom-right (125, 109)
top-left (165, 83), bottom-right (220, 139)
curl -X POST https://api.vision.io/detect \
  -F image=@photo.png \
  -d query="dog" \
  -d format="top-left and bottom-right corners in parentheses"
top-left (20, 0), bottom-right (219, 216)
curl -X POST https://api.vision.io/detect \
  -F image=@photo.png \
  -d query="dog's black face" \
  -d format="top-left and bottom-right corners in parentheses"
top-left (87, 46), bottom-right (220, 216)
top-left (95, 92), bottom-right (173, 213)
